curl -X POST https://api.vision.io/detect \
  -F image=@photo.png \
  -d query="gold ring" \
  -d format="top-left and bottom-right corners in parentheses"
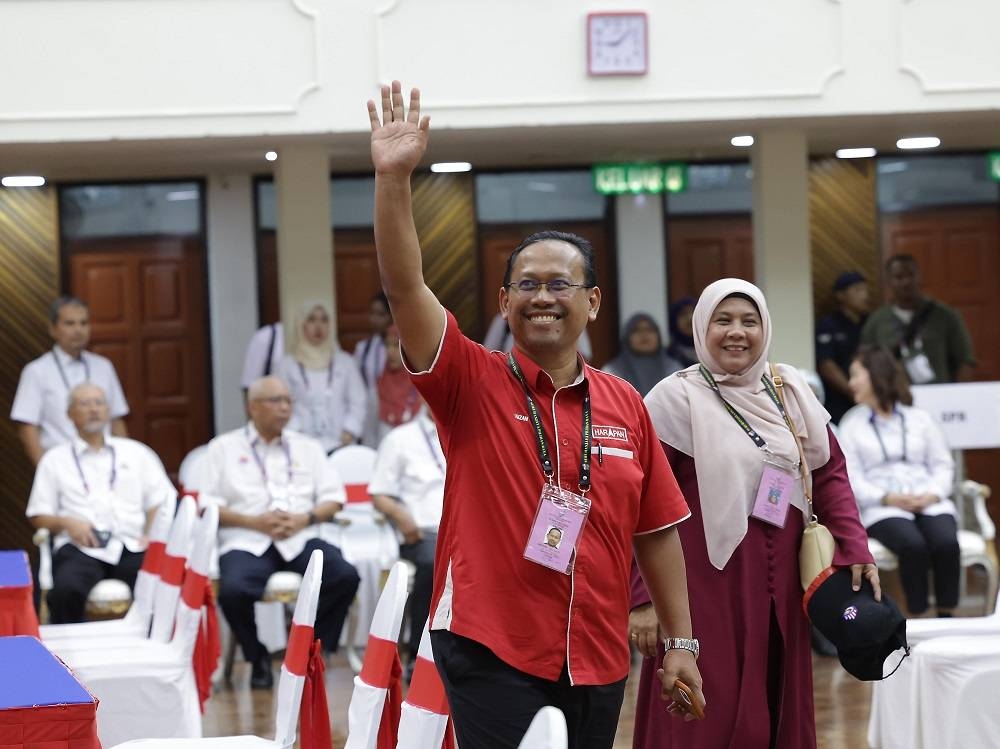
top-left (630, 632), bottom-right (638, 640)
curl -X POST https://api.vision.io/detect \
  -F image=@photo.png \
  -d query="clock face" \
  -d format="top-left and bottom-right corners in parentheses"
top-left (587, 13), bottom-right (648, 76)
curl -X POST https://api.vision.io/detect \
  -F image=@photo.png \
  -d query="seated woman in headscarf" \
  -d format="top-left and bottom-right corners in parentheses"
top-left (603, 313), bottom-right (682, 396)
top-left (630, 278), bottom-right (877, 749)
top-left (839, 345), bottom-right (958, 617)
top-left (666, 297), bottom-right (698, 368)
top-left (277, 300), bottom-right (367, 454)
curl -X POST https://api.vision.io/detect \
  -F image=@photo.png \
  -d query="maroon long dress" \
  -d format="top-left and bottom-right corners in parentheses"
top-left (631, 429), bottom-right (872, 749)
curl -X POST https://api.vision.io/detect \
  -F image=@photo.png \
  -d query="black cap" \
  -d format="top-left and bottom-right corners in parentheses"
top-left (833, 271), bottom-right (866, 292)
top-left (805, 568), bottom-right (909, 681)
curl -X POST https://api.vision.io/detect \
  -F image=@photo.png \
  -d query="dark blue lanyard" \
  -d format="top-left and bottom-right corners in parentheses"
top-left (71, 444), bottom-right (116, 494)
top-left (52, 348), bottom-right (90, 391)
top-left (246, 427), bottom-right (293, 486)
top-left (297, 358), bottom-right (334, 391)
top-left (870, 409), bottom-right (907, 463)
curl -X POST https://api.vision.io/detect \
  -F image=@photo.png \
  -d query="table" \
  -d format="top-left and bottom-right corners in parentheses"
top-left (0, 550), bottom-right (39, 637)
top-left (0, 636), bottom-right (101, 749)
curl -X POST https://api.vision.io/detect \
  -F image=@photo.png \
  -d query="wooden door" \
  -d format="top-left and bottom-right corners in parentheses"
top-left (66, 236), bottom-right (212, 475)
top-left (880, 205), bottom-right (1000, 515)
top-left (666, 215), bottom-right (754, 304)
top-left (478, 222), bottom-right (618, 367)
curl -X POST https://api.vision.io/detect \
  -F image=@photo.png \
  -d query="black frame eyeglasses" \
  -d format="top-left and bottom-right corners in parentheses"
top-left (506, 279), bottom-right (590, 297)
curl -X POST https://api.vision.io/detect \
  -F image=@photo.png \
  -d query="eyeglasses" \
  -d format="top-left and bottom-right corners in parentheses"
top-left (506, 279), bottom-right (590, 297)
top-left (255, 395), bottom-right (292, 406)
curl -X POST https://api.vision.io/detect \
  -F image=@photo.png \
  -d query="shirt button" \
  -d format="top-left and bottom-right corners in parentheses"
top-left (562, 439), bottom-right (569, 446)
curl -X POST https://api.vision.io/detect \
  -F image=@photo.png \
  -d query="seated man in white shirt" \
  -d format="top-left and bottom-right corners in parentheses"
top-left (206, 375), bottom-right (361, 690)
top-left (26, 382), bottom-right (174, 624)
top-left (368, 401), bottom-right (443, 670)
top-left (11, 296), bottom-right (130, 465)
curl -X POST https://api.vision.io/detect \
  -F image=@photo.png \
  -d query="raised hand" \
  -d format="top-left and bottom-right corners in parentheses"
top-left (367, 80), bottom-right (430, 177)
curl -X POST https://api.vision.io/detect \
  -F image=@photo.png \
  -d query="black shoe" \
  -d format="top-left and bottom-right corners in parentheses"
top-left (250, 652), bottom-right (274, 690)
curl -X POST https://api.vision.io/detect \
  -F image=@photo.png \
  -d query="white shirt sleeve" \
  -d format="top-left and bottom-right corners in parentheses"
top-left (26, 450), bottom-right (61, 517)
top-left (241, 325), bottom-right (283, 389)
top-left (368, 431), bottom-right (403, 498)
top-left (340, 354), bottom-right (368, 438)
top-left (917, 410), bottom-right (955, 500)
top-left (10, 361), bottom-right (44, 425)
top-left (102, 360), bottom-right (130, 419)
top-left (201, 437), bottom-right (229, 508)
top-left (313, 442), bottom-right (347, 507)
top-left (839, 420), bottom-right (888, 510)
top-left (139, 444), bottom-right (175, 512)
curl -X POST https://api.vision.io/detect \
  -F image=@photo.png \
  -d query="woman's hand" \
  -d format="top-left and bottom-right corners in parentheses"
top-left (850, 563), bottom-right (882, 601)
top-left (628, 603), bottom-right (661, 658)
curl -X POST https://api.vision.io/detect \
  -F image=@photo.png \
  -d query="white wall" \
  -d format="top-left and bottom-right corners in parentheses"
top-left (614, 194), bottom-right (668, 338)
top-left (2, 0), bottom-right (999, 144)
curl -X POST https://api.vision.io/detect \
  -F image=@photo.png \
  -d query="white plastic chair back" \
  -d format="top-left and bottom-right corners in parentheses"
top-left (178, 445), bottom-right (210, 492)
top-left (149, 496), bottom-right (197, 643)
top-left (345, 561), bottom-right (410, 749)
top-left (172, 504), bottom-right (218, 660)
top-left (396, 621), bottom-right (449, 749)
top-left (273, 547), bottom-right (325, 749)
top-left (518, 706), bottom-right (568, 749)
top-left (328, 444), bottom-right (378, 514)
top-left (125, 494), bottom-right (178, 628)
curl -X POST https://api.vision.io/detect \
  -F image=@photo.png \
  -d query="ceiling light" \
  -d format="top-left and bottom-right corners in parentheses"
top-left (430, 162), bottom-right (472, 173)
top-left (730, 135), bottom-right (754, 148)
top-left (836, 147), bottom-right (877, 159)
top-left (265, 151), bottom-right (278, 162)
top-left (896, 137), bottom-right (940, 150)
top-left (2, 175), bottom-right (45, 187)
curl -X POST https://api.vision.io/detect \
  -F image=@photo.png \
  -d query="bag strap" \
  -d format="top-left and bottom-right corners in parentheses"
top-left (768, 363), bottom-right (817, 521)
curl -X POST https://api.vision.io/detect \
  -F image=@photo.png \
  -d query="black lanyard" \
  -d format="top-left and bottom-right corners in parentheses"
top-left (297, 358), bottom-right (334, 391)
top-left (870, 409), bottom-right (907, 463)
top-left (71, 444), bottom-right (117, 494)
top-left (52, 348), bottom-right (90, 391)
top-left (420, 421), bottom-right (445, 475)
top-left (507, 353), bottom-right (592, 491)
top-left (698, 364), bottom-right (794, 450)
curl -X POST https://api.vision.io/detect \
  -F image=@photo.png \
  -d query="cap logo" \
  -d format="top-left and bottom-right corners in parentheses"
top-left (843, 605), bottom-right (858, 621)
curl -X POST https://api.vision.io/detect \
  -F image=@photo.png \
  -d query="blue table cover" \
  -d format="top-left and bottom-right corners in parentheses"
top-left (0, 636), bottom-right (93, 709)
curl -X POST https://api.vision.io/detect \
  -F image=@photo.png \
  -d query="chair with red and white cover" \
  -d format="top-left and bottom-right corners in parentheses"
top-left (396, 620), bottom-right (454, 749)
top-left (40, 493), bottom-right (178, 641)
top-left (110, 546), bottom-right (328, 749)
top-left (58, 502), bottom-right (219, 747)
top-left (517, 707), bottom-right (568, 749)
top-left (345, 560), bottom-right (409, 749)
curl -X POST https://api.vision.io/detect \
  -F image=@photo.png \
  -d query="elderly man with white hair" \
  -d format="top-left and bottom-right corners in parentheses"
top-left (26, 382), bottom-right (174, 624)
top-left (203, 375), bottom-right (360, 690)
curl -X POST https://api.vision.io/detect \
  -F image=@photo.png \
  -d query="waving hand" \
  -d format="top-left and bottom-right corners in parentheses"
top-left (368, 81), bottom-right (430, 178)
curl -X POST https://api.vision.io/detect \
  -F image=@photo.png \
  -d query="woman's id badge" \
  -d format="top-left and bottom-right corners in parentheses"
top-left (751, 462), bottom-right (796, 528)
top-left (523, 484), bottom-right (591, 574)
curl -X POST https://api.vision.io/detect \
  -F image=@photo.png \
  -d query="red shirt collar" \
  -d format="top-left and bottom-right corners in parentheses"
top-left (508, 345), bottom-right (588, 394)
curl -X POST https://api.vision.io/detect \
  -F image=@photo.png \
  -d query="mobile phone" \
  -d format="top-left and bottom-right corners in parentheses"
top-left (673, 678), bottom-right (705, 720)
top-left (93, 530), bottom-right (112, 548)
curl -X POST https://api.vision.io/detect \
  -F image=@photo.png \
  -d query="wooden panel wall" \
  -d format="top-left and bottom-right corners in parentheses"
top-left (809, 158), bottom-right (880, 317)
top-left (0, 187), bottom-right (59, 552)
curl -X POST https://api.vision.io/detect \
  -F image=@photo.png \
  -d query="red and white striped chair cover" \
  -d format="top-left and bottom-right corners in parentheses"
top-left (345, 561), bottom-right (409, 749)
top-left (518, 707), bottom-right (568, 749)
top-left (57, 503), bottom-right (219, 747)
top-left (40, 493), bottom-right (178, 641)
top-left (395, 621), bottom-right (454, 749)
top-left (110, 546), bottom-right (327, 749)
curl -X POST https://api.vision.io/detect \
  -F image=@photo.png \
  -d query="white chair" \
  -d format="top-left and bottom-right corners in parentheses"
top-left (868, 480), bottom-right (998, 614)
top-left (178, 444), bottom-right (210, 492)
top-left (345, 561), bottom-right (409, 749)
top-left (59, 503), bottom-right (219, 747)
top-left (111, 547), bottom-right (326, 749)
top-left (396, 620), bottom-right (452, 749)
top-left (517, 707), bottom-right (568, 749)
top-left (41, 493), bottom-right (178, 641)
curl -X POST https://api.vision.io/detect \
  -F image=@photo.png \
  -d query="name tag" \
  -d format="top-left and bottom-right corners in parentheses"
top-left (523, 483), bottom-right (591, 575)
top-left (750, 462), bottom-right (795, 528)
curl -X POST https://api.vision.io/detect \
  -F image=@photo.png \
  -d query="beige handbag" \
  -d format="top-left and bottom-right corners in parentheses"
top-left (770, 365), bottom-right (836, 591)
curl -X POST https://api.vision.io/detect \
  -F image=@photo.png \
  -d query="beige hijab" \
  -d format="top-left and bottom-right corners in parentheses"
top-left (644, 278), bottom-right (831, 569)
top-left (288, 300), bottom-right (335, 371)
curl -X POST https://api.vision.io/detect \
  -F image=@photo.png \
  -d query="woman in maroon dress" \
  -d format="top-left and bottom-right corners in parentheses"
top-left (631, 278), bottom-right (879, 749)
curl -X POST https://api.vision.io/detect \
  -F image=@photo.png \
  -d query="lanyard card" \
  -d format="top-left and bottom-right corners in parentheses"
top-left (523, 483), bottom-right (592, 575)
top-left (750, 460), bottom-right (796, 528)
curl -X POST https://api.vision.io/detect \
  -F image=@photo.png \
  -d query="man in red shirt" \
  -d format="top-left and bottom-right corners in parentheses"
top-left (366, 81), bottom-right (705, 748)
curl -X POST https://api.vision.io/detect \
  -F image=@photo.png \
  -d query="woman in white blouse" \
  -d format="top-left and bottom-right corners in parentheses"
top-left (277, 300), bottom-right (367, 454)
top-left (840, 345), bottom-right (959, 616)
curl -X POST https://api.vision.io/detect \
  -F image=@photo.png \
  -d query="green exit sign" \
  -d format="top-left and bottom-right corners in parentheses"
top-left (593, 162), bottom-right (688, 195)
top-left (989, 152), bottom-right (1000, 182)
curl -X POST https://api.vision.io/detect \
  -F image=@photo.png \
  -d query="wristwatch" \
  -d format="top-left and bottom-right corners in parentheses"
top-left (664, 637), bottom-right (700, 659)
top-left (307, 510), bottom-right (318, 526)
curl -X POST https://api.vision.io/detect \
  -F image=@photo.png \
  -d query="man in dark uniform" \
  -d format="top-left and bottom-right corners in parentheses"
top-left (815, 271), bottom-right (869, 423)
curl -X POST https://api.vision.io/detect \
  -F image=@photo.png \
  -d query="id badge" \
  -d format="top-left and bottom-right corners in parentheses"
top-left (523, 483), bottom-right (591, 575)
top-left (750, 461), bottom-right (796, 528)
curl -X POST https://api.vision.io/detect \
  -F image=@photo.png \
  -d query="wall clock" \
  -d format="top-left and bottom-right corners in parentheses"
top-left (587, 12), bottom-right (648, 76)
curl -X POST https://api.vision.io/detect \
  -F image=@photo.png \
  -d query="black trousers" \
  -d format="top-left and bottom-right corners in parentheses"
top-left (218, 538), bottom-right (360, 661)
top-left (431, 630), bottom-right (626, 749)
top-left (48, 544), bottom-right (144, 624)
top-left (398, 531), bottom-right (436, 660)
top-left (869, 514), bottom-right (960, 614)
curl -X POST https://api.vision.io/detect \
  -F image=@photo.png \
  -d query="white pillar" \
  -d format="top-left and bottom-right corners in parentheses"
top-left (274, 144), bottom-right (335, 333)
top-left (751, 130), bottom-right (814, 369)
top-left (614, 193), bottom-right (669, 336)
top-left (206, 173), bottom-right (256, 433)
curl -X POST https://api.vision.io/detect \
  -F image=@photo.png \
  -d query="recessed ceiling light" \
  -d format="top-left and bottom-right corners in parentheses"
top-left (430, 162), bottom-right (472, 173)
top-left (265, 151), bottom-right (278, 162)
top-left (836, 147), bottom-right (878, 159)
top-left (730, 135), bottom-right (754, 148)
top-left (896, 137), bottom-right (940, 150)
top-left (2, 175), bottom-right (45, 187)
